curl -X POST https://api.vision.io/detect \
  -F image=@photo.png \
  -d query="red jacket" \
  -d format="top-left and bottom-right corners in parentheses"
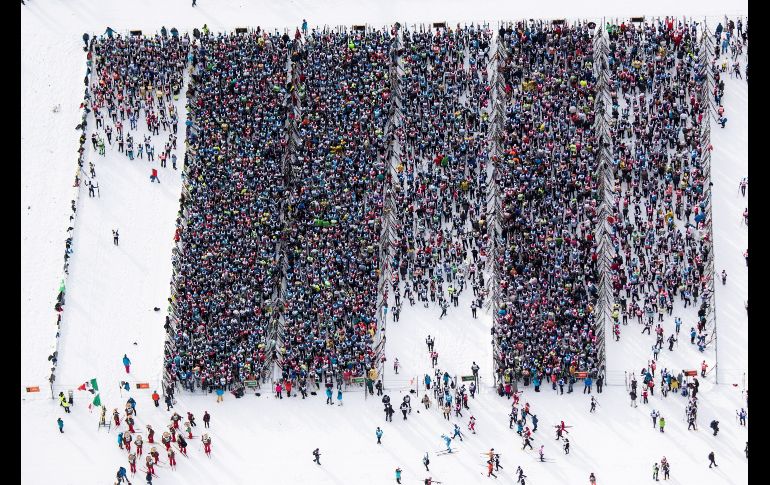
top-left (152, 392), bottom-right (160, 402)
top-left (152, 168), bottom-right (158, 177)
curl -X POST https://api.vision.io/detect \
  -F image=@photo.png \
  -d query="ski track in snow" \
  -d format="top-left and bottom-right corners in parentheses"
top-left (22, 2), bottom-right (747, 484)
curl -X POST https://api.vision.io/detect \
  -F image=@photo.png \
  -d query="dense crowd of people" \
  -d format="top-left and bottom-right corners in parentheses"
top-left (603, 19), bottom-right (713, 353)
top-left (150, 20), bottom-right (729, 394)
top-left (389, 25), bottom-right (492, 325)
top-left (164, 29), bottom-right (289, 392)
top-left (492, 22), bottom-right (603, 392)
top-left (277, 29), bottom-right (395, 385)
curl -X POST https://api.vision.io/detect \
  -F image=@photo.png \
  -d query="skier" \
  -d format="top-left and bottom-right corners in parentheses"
top-left (177, 434), bottom-right (188, 456)
top-left (187, 412), bottom-right (196, 428)
top-left (708, 451), bottom-right (717, 468)
top-left (563, 438), bottom-right (570, 454)
top-left (737, 408), bottom-right (747, 426)
top-left (441, 434), bottom-right (453, 453)
top-left (452, 423), bottom-right (464, 442)
top-left (522, 435), bottom-right (533, 450)
top-left (202, 434), bottom-right (212, 456)
top-left (135, 435), bottom-right (143, 457)
top-left (400, 400), bottom-right (409, 420)
top-left (651, 409), bottom-right (660, 428)
top-left (468, 415), bottom-right (476, 434)
top-left (394, 358), bottom-right (400, 374)
top-left (487, 459), bottom-right (498, 478)
top-left (376, 427), bottom-right (383, 444)
top-left (57, 417), bottom-right (64, 433)
top-left (146, 425), bottom-right (155, 444)
top-left (589, 473), bottom-right (596, 485)
top-left (721, 270), bottom-right (727, 285)
top-left (313, 448), bottom-right (321, 465)
top-left (150, 168), bottom-right (160, 183)
top-left (145, 454), bottom-right (155, 476)
top-left (146, 470), bottom-right (153, 485)
top-left (590, 396), bottom-right (597, 413)
top-left (426, 335), bottom-right (435, 352)
top-left (116, 466), bottom-right (128, 484)
top-left (423, 452), bottom-right (430, 471)
top-left (167, 447), bottom-right (176, 469)
top-left (123, 354), bottom-right (131, 373)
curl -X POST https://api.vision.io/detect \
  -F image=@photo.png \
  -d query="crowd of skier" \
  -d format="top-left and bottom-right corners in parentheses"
top-left (603, 18), bottom-right (714, 355)
top-left (56, 17), bottom-right (748, 484)
top-left (388, 24), bottom-right (492, 327)
top-left (277, 28), bottom-right (395, 387)
top-left (493, 21), bottom-right (603, 393)
top-left (163, 29), bottom-right (290, 394)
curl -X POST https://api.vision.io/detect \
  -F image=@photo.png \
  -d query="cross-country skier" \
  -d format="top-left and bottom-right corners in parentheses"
top-left (590, 397), bottom-right (597, 413)
top-left (563, 438), bottom-right (570, 454)
top-left (737, 408), bottom-right (747, 426)
top-left (423, 452), bottom-right (430, 471)
top-left (202, 434), bottom-right (212, 456)
top-left (116, 466), bottom-right (128, 484)
top-left (452, 424), bottom-right (464, 441)
top-left (441, 434), bottom-right (453, 453)
top-left (313, 448), bottom-right (321, 465)
top-left (168, 447), bottom-right (176, 468)
top-left (468, 415), bottom-right (476, 434)
top-left (487, 459), bottom-right (498, 478)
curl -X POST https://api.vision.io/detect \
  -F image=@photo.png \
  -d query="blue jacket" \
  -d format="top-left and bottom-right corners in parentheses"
top-left (326, 388), bottom-right (333, 398)
top-left (376, 429), bottom-right (383, 438)
top-left (57, 418), bottom-right (64, 429)
top-left (123, 355), bottom-right (131, 366)
top-left (424, 375), bottom-right (431, 386)
top-left (118, 432), bottom-right (123, 444)
top-left (118, 467), bottom-right (127, 478)
top-left (585, 377), bottom-right (593, 387)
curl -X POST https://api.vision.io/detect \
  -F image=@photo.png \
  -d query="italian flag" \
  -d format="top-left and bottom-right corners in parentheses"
top-left (77, 378), bottom-right (101, 408)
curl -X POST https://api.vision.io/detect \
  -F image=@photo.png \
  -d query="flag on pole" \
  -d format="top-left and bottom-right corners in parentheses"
top-left (77, 378), bottom-right (99, 393)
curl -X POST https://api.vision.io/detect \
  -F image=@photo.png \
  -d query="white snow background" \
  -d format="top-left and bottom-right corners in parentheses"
top-left (21, 1), bottom-right (748, 484)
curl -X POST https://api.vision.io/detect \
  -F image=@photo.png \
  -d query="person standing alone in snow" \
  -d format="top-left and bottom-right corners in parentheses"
top-left (123, 354), bottom-right (131, 373)
top-left (57, 417), bottom-right (64, 433)
top-left (395, 467), bottom-right (402, 483)
top-left (708, 451), bottom-right (717, 468)
top-left (313, 448), bottom-right (321, 465)
top-left (376, 427), bottom-right (383, 444)
top-left (113, 229), bottom-right (119, 246)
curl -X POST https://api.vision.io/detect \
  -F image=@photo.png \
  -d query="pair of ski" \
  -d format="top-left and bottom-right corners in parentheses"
top-left (435, 449), bottom-right (459, 456)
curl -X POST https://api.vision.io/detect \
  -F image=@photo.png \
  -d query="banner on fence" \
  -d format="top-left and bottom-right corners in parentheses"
top-left (461, 375), bottom-right (476, 382)
top-left (26, 386), bottom-right (40, 393)
top-left (136, 383), bottom-right (150, 389)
